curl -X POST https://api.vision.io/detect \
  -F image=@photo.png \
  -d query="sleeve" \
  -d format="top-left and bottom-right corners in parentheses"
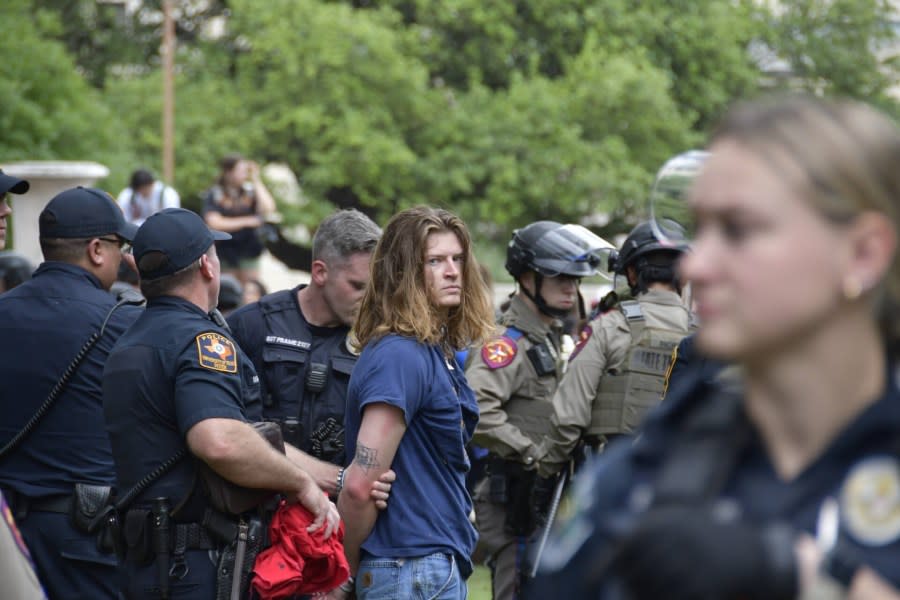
top-left (162, 185), bottom-right (180, 210)
top-left (201, 188), bottom-right (219, 216)
top-left (467, 345), bottom-right (534, 459)
top-left (173, 332), bottom-right (247, 435)
top-left (352, 338), bottom-right (429, 425)
top-left (116, 188), bottom-right (131, 216)
top-left (537, 317), bottom-right (616, 475)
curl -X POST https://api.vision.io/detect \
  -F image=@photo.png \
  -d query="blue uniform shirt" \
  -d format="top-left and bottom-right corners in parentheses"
top-left (0, 262), bottom-right (141, 498)
top-left (530, 358), bottom-right (900, 597)
top-left (345, 334), bottom-right (479, 577)
top-left (103, 295), bottom-right (261, 519)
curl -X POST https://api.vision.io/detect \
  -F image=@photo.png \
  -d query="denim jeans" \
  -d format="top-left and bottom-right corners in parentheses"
top-left (356, 552), bottom-right (467, 600)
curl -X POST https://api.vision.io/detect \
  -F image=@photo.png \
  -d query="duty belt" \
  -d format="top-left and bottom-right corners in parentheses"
top-left (2, 488), bottom-right (72, 521)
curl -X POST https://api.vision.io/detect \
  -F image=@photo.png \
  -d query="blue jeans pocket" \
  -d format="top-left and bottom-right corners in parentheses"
top-left (357, 557), bottom-right (402, 600)
top-left (358, 553), bottom-right (464, 600)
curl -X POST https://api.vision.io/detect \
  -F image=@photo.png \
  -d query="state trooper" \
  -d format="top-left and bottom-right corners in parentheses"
top-left (535, 220), bottom-right (693, 479)
top-left (227, 209), bottom-right (382, 495)
top-left (465, 220), bottom-right (609, 600)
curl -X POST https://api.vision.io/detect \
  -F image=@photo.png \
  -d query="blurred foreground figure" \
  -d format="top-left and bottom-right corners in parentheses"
top-left (529, 95), bottom-right (900, 599)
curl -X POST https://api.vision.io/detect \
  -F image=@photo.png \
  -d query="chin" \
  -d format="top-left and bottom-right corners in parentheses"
top-left (695, 327), bottom-right (745, 363)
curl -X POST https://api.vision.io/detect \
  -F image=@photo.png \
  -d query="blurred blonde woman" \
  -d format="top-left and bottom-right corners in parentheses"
top-left (528, 95), bottom-right (900, 600)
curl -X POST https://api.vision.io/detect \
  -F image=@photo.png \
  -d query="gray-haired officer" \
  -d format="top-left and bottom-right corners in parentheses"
top-left (0, 187), bottom-right (141, 599)
top-left (103, 208), bottom-right (340, 599)
top-left (466, 221), bottom-right (608, 600)
top-left (535, 220), bottom-right (692, 478)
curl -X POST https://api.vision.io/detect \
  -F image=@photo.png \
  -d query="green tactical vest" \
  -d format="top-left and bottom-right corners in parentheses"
top-left (588, 300), bottom-right (687, 436)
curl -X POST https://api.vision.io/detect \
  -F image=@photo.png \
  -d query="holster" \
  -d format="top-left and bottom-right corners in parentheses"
top-left (200, 421), bottom-right (285, 515)
top-left (215, 516), bottom-right (264, 600)
top-left (71, 483), bottom-right (119, 554)
top-left (494, 459), bottom-right (538, 536)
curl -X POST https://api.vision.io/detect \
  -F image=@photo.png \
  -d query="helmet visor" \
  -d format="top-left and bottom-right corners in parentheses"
top-left (650, 150), bottom-right (709, 244)
top-left (531, 224), bottom-right (616, 280)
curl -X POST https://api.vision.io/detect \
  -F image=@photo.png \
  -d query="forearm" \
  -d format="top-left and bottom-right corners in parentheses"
top-left (337, 467), bottom-right (380, 574)
top-left (204, 211), bottom-right (263, 232)
top-left (188, 419), bottom-right (316, 495)
top-left (285, 444), bottom-right (341, 495)
top-left (252, 179), bottom-right (276, 215)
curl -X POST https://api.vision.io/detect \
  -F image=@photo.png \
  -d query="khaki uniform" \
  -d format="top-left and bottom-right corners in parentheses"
top-left (536, 289), bottom-right (690, 478)
top-left (466, 294), bottom-right (565, 600)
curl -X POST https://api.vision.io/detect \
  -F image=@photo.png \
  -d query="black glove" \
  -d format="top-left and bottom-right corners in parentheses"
top-left (613, 506), bottom-right (797, 600)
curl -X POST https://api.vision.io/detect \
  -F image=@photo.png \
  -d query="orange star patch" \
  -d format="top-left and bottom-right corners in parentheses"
top-left (481, 336), bottom-right (518, 370)
top-left (196, 332), bottom-right (237, 373)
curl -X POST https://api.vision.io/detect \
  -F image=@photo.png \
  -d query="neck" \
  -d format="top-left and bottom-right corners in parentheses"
top-left (297, 285), bottom-right (342, 328)
top-left (742, 307), bottom-right (886, 480)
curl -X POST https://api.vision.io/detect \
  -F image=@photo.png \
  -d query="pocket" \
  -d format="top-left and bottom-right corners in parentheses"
top-left (357, 557), bottom-right (402, 600)
top-left (261, 345), bottom-right (307, 412)
top-left (413, 553), bottom-right (458, 600)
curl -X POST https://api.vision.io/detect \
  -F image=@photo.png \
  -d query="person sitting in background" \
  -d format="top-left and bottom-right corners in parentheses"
top-left (116, 168), bottom-right (180, 227)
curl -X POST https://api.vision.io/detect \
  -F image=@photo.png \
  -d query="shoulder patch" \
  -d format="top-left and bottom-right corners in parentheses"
top-left (481, 336), bottom-right (518, 370)
top-left (569, 325), bottom-right (593, 362)
top-left (841, 456), bottom-right (900, 546)
top-left (196, 332), bottom-right (237, 373)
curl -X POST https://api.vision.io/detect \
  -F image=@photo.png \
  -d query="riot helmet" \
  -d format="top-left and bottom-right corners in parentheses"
top-left (649, 150), bottom-right (709, 243)
top-left (0, 251), bottom-right (34, 293)
top-left (609, 220), bottom-right (687, 296)
top-left (506, 221), bottom-right (613, 318)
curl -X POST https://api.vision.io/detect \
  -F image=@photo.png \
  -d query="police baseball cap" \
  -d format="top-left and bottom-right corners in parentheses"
top-left (133, 208), bottom-right (230, 280)
top-left (0, 170), bottom-right (29, 196)
top-left (39, 186), bottom-right (138, 241)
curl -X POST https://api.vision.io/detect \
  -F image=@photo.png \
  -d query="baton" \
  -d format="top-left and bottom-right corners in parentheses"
top-left (528, 468), bottom-right (569, 578)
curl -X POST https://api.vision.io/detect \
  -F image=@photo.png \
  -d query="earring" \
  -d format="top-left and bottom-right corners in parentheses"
top-left (843, 277), bottom-right (864, 301)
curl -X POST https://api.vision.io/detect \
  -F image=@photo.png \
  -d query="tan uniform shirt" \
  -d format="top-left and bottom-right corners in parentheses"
top-left (467, 295), bottom-right (563, 463)
top-left (536, 289), bottom-right (690, 477)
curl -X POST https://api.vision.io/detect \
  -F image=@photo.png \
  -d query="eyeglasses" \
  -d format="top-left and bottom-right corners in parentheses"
top-left (97, 237), bottom-right (132, 254)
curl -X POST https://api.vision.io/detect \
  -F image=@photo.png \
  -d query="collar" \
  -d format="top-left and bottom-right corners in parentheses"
top-left (146, 295), bottom-right (211, 318)
top-left (33, 261), bottom-right (105, 291)
top-left (637, 288), bottom-right (685, 306)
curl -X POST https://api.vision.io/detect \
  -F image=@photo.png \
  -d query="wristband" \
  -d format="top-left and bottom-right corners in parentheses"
top-left (339, 576), bottom-right (355, 593)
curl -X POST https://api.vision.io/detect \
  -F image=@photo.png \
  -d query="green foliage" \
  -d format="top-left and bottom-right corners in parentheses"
top-left (0, 0), bottom-right (135, 180)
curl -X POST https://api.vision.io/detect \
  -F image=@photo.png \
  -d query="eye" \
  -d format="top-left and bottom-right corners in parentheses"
top-left (427, 258), bottom-right (440, 266)
top-left (453, 255), bottom-right (464, 264)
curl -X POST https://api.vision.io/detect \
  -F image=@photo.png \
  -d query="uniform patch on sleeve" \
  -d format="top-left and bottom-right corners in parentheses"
top-left (481, 336), bottom-right (518, 370)
top-left (196, 332), bottom-right (237, 373)
top-left (568, 325), bottom-right (592, 362)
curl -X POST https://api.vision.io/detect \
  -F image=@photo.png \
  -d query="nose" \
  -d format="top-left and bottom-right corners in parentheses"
top-left (445, 258), bottom-right (460, 277)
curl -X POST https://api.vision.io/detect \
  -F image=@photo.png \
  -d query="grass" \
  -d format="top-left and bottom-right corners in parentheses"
top-left (468, 565), bottom-right (491, 600)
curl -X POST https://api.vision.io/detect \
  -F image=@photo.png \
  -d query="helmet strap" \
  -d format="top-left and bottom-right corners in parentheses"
top-left (519, 273), bottom-right (571, 320)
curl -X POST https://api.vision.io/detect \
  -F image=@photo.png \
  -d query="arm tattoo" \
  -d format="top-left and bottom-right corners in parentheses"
top-left (355, 444), bottom-right (381, 473)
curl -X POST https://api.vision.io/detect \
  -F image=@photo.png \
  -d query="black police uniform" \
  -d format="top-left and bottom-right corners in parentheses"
top-left (527, 357), bottom-right (900, 598)
top-left (228, 285), bottom-right (356, 465)
top-left (0, 262), bottom-right (141, 599)
top-left (103, 296), bottom-right (262, 599)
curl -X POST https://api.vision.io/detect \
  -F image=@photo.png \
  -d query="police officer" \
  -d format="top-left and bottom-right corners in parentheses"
top-left (0, 168), bottom-right (29, 249)
top-left (227, 209), bottom-right (382, 493)
top-left (535, 220), bottom-right (692, 478)
top-left (103, 208), bottom-right (340, 598)
top-left (466, 221), bottom-right (608, 600)
top-left (0, 187), bottom-right (141, 599)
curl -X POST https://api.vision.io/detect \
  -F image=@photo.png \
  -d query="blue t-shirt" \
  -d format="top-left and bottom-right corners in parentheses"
top-left (529, 357), bottom-right (900, 597)
top-left (0, 262), bottom-right (141, 498)
top-left (345, 334), bottom-right (479, 577)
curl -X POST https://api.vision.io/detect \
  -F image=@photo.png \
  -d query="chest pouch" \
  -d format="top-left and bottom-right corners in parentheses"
top-left (305, 362), bottom-right (328, 393)
top-left (527, 342), bottom-right (557, 377)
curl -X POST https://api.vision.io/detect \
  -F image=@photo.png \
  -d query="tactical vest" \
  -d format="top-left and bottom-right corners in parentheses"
top-left (257, 290), bottom-right (356, 464)
top-left (502, 327), bottom-right (561, 444)
top-left (589, 300), bottom-right (687, 436)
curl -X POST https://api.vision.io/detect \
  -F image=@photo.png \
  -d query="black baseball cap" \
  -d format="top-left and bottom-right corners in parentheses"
top-left (0, 170), bottom-right (29, 196)
top-left (133, 208), bottom-right (230, 280)
top-left (39, 186), bottom-right (138, 241)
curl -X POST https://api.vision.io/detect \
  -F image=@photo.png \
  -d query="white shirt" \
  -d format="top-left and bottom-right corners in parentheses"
top-left (116, 181), bottom-right (181, 226)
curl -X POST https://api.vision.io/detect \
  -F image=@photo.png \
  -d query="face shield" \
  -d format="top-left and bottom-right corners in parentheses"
top-left (649, 150), bottom-right (710, 244)
top-left (530, 224), bottom-right (616, 280)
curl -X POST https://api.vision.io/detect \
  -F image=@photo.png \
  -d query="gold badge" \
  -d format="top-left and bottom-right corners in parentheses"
top-left (841, 456), bottom-right (900, 546)
top-left (196, 332), bottom-right (238, 373)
